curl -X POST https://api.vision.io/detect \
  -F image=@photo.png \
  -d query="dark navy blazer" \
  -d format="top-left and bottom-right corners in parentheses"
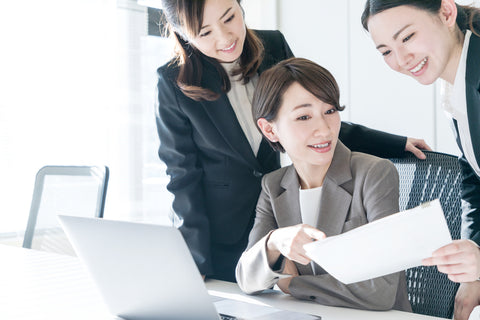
top-left (155, 30), bottom-right (407, 281)
top-left (454, 32), bottom-right (480, 245)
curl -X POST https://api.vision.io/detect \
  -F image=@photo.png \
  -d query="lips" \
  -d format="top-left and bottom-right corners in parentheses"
top-left (220, 40), bottom-right (236, 53)
top-left (409, 57), bottom-right (428, 74)
top-left (308, 141), bottom-right (332, 153)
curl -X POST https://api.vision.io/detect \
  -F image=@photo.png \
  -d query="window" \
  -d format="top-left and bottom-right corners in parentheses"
top-left (0, 0), bottom-right (174, 243)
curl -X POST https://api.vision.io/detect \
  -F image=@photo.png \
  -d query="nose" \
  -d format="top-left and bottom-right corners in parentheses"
top-left (218, 25), bottom-right (232, 44)
top-left (395, 47), bottom-right (413, 68)
top-left (313, 117), bottom-right (331, 137)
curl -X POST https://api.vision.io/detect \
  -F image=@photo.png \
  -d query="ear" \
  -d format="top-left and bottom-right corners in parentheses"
top-left (257, 118), bottom-right (279, 142)
top-left (439, 0), bottom-right (458, 28)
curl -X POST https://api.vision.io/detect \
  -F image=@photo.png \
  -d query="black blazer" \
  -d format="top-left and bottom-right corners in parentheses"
top-left (453, 32), bottom-right (480, 245)
top-left (155, 30), bottom-right (407, 281)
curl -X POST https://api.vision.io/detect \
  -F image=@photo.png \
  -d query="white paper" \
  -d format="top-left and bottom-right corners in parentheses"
top-left (304, 199), bottom-right (452, 284)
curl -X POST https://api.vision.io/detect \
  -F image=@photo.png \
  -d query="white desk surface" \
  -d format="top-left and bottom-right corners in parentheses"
top-left (0, 244), bottom-right (446, 320)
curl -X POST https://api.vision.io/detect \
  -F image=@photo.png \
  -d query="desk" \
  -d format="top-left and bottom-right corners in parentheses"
top-left (0, 245), bottom-right (445, 320)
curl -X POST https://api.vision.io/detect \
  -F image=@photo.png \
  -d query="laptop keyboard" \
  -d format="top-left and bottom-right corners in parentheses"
top-left (219, 313), bottom-right (238, 320)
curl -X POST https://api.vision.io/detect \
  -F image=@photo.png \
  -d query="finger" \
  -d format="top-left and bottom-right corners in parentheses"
top-left (448, 272), bottom-right (478, 283)
top-left (421, 143), bottom-right (433, 151)
top-left (289, 252), bottom-right (311, 265)
top-left (303, 227), bottom-right (326, 241)
top-left (454, 301), bottom-right (464, 320)
top-left (409, 146), bottom-right (426, 160)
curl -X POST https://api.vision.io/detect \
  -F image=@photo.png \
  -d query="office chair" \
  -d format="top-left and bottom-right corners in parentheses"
top-left (389, 151), bottom-right (462, 319)
top-left (22, 165), bottom-right (109, 256)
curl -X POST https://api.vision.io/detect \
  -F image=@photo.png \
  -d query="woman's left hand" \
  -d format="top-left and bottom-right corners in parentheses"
top-left (405, 137), bottom-right (432, 160)
top-left (422, 239), bottom-right (480, 282)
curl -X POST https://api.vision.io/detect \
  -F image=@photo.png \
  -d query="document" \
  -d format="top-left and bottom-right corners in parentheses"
top-left (304, 199), bottom-right (452, 284)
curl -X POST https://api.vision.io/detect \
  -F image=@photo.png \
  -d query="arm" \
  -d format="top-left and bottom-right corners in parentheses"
top-left (460, 156), bottom-right (480, 245)
top-left (288, 160), bottom-right (406, 311)
top-left (340, 121), bottom-right (431, 159)
top-left (421, 157), bottom-right (480, 282)
top-left (155, 69), bottom-right (212, 276)
top-left (236, 179), bottom-right (288, 294)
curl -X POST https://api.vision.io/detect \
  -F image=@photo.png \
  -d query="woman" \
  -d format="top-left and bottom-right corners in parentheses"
top-left (361, 1), bottom-right (480, 318)
top-left (236, 57), bottom-right (411, 311)
top-left (155, 0), bottom-right (429, 282)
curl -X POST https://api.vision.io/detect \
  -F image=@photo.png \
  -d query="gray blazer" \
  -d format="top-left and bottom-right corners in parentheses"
top-left (236, 142), bottom-right (411, 312)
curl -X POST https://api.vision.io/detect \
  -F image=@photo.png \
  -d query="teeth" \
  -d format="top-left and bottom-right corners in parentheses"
top-left (410, 57), bottom-right (427, 73)
top-left (311, 143), bottom-right (329, 148)
top-left (222, 42), bottom-right (235, 51)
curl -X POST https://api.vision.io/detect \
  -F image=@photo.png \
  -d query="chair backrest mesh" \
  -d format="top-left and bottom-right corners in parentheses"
top-left (389, 151), bottom-right (461, 318)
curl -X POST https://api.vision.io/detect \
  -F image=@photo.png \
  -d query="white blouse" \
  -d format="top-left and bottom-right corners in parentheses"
top-left (221, 61), bottom-right (262, 156)
top-left (299, 185), bottom-right (323, 275)
top-left (441, 30), bottom-right (480, 176)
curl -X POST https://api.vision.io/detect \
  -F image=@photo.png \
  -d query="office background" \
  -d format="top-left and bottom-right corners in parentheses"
top-left (0, 0), bottom-right (477, 243)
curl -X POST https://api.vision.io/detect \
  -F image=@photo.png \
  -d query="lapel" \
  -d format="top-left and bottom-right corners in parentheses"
top-left (199, 59), bottom-right (261, 170)
top-left (316, 142), bottom-right (353, 237)
top-left (465, 33), bottom-right (480, 167)
top-left (275, 165), bottom-right (302, 228)
top-left (272, 142), bottom-right (353, 275)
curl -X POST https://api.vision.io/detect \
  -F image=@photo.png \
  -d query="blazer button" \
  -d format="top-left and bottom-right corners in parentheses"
top-left (253, 170), bottom-right (263, 178)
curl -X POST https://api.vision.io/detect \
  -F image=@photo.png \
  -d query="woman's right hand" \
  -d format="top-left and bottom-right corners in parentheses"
top-left (267, 224), bottom-right (326, 265)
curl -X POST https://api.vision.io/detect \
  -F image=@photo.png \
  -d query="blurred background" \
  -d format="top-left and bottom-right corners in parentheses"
top-left (0, 0), bottom-right (476, 244)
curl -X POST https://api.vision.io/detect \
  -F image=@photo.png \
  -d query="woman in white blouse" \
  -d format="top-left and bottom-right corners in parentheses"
top-left (361, 0), bottom-right (480, 319)
top-left (236, 57), bottom-right (411, 311)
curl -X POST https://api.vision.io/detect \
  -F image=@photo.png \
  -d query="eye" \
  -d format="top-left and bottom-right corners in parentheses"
top-left (199, 30), bottom-right (211, 38)
top-left (297, 115), bottom-right (311, 121)
top-left (382, 49), bottom-right (391, 57)
top-left (403, 33), bottom-right (414, 43)
top-left (225, 14), bottom-right (235, 23)
top-left (325, 108), bottom-right (337, 115)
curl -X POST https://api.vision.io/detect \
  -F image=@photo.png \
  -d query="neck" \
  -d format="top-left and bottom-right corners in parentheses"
top-left (294, 162), bottom-right (330, 189)
top-left (442, 29), bottom-right (466, 84)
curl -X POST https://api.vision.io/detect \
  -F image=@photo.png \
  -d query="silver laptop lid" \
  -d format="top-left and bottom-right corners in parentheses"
top-left (58, 215), bottom-right (220, 320)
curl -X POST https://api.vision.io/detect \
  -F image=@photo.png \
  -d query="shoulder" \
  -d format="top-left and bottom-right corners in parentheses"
top-left (466, 32), bottom-right (480, 86)
top-left (253, 29), bottom-right (292, 69)
top-left (254, 30), bottom-right (288, 50)
top-left (157, 59), bottom-right (178, 84)
top-left (350, 151), bottom-right (398, 180)
top-left (261, 165), bottom-right (294, 194)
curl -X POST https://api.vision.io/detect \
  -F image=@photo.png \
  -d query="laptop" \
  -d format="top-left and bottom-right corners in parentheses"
top-left (58, 215), bottom-right (321, 320)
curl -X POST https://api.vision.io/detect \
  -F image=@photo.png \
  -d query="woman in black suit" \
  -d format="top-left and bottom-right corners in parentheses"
top-left (361, 1), bottom-right (480, 319)
top-left (156, 0), bottom-right (429, 283)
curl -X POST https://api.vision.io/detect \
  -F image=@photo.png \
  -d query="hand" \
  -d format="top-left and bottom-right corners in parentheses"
top-left (277, 258), bottom-right (299, 294)
top-left (405, 137), bottom-right (432, 160)
top-left (422, 240), bottom-right (480, 282)
top-left (454, 282), bottom-right (480, 320)
top-left (267, 224), bottom-right (326, 265)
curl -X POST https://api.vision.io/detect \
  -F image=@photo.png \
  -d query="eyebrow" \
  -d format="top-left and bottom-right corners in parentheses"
top-left (292, 103), bottom-right (312, 111)
top-left (200, 7), bottom-right (232, 30)
top-left (375, 24), bottom-right (412, 50)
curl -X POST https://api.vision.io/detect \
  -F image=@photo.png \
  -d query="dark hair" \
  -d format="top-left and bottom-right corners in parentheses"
top-left (161, 0), bottom-right (264, 101)
top-left (361, 0), bottom-right (480, 36)
top-left (252, 57), bottom-right (345, 153)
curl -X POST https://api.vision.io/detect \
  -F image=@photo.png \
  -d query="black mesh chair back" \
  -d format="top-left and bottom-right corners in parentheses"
top-left (389, 151), bottom-right (461, 318)
top-left (22, 165), bottom-right (109, 256)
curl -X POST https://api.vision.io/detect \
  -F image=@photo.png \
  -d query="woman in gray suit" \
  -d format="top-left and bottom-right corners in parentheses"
top-left (236, 57), bottom-right (411, 311)
top-left (156, 0), bottom-right (430, 283)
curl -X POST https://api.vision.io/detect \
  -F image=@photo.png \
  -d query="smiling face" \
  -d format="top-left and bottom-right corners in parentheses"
top-left (264, 82), bottom-right (341, 172)
top-left (367, 3), bottom-right (462, 84)
top-left (187, 0), bottom-right (246, 63)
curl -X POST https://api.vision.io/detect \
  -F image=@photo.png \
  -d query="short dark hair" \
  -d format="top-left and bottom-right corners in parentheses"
top-left (252, 57), bottom-right (345, 153)
top-left (361, 0), bottom-right (480, 36)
